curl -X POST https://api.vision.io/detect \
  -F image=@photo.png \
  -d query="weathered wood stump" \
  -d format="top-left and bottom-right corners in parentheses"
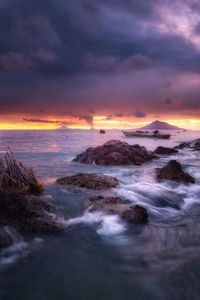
top-left (0, 147), bottom-right (41, 193)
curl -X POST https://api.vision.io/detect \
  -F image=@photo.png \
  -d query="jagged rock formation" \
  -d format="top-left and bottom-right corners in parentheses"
top-left (154, 146), bottom-right (178, 155)
top-left (73, 140), bottom-right (155, 166)
top-left (156, 160), bottom-right (195, 184)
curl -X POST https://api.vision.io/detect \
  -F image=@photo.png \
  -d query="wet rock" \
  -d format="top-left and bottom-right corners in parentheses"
top-left (174, 142), bottom-right (189, 150)
top-left (73, 140), bottom-right (155, 166)
top-left (56, 173), bottom-right (119, 189)
top-left (0, 190), bottom-right (65, 234)
top-left (154, 146), bottom-right (178, 156)
top-left (0, 227), bottom-right (14, 249)
top-left (100, 130), bottom-right (106, 134)
top-left (174, 139), bottom-right (200, 151)
top-left (156, 160), bottom-right (195, 184)
top-left (89, 196), bottom-right (148, 224)
top-left (121, 205), bottom-right (148, 223)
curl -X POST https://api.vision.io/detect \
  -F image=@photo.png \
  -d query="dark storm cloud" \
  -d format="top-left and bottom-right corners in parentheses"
top-left (165, 98), bottom-right (173, 105)
top-left (135, 111), bottom-right (147, 118)
top-left (115, 112), bottom-right (125, 118)
top-left (76, 115), bottom-right (93, 125)
top-left (23, 118), bottom-right (71, 127)
top-left (23, 118), bottom-right (59, 124)
top-left (181, 99), bottom-right (200, 110)
top-left (0, 0), bottom-right (200, 118)
top-left (86, 108), bottom-right (96, 114)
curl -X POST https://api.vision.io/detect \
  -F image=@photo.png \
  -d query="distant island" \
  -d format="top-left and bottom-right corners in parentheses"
top-left (138, 120), bottom-right (181, 130)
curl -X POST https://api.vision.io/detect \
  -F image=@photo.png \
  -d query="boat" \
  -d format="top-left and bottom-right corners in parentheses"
top-left (122, 130), bottom-right (171, 139)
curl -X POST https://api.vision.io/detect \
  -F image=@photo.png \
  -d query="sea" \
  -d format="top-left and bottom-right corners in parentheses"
top-left (0, 129), bottom-right (200, 300)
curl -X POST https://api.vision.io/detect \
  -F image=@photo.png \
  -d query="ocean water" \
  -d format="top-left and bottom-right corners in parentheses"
top-left (0, 129), bottom-right (200, 300)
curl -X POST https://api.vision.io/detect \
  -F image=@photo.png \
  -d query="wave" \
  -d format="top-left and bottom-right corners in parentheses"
top-left (0, 227), bottom-right (43, 270)
top-left (66, 210), bottom-right (127, 236)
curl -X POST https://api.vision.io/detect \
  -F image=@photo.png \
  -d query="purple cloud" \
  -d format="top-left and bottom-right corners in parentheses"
top-left (0, 52), bottom-right (33, 70)
top-left (135, 111), bottom-right (147, 118)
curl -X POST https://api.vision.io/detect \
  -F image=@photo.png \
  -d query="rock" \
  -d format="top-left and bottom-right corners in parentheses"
top-left (73, 140), bottom-right (155, 166)
top-left (174, 139), bottom-right (200, 150)
top-left (156, 160), bottom-right (195, 184)
top-left (0, 227), bottom-right (14, 249)
top-left (121, 205), bottom-right (148, 223)
top-left (56, 173), bottom-right (119, 189)
top-left (89, 196), bottom-right (148, 224)
top-left (100, 130), bottom-right (106, 134)
top-left (0, 190), bottom-right (65, 234)
top-left (154, 146), bottom-right (178, 155)
top-left (174, 142), bottom-right (189, 150)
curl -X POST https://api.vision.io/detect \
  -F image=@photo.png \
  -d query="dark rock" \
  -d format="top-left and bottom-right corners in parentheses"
top-left (0, 227), bottom-right (14, 249)
top-left (156, 160), bottom-right (195, 184)
top-left (73, 140), bottom-right (155, 166)
top-left (89, 195), bottom-right (105, 202)
top-left (174, 142), bottom-right (189, 150)
top-left (89, 196), bottom-right (148, 224)
top-left (174, 139), bottom-right (200, 150)
top-left (0, 190), bottom-right (65, 234)
top-left (121, 205), bottom-right (148, 223)
top-left (100, 130), bottom-right (106, 134)
top-left (154, 146), bottom-right (178, 155)
top-left (56, 173), bottom-right (119, 189)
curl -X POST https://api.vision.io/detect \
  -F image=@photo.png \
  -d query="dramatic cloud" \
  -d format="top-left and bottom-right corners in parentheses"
top-left (0, 52), bottom-right (33, 70)
top-left (76, 115), bottom-right (94, 126)
top-left (165, 98), bottom-right (173, 105)
top-left (23, 118), bottom-right (59, 124)
top-left (0, 0), bottom-right (200, 127)
top-left (115, 112), bottom-right (125, 118)
top-left (135, 111), bottom-right (147, 118)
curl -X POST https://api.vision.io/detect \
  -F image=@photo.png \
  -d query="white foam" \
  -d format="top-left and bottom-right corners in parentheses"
top-left (0, 228), bottom-right (43, 270)
top-left (67, 210), bottom-right (127, 236)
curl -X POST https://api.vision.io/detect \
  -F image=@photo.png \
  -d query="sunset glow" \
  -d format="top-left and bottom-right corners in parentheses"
top-left (0, 115), bottom-right (199, 130)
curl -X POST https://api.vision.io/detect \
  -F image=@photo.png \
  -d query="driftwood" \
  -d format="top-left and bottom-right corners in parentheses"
top-left (0, 147), bottom-right (38, 190)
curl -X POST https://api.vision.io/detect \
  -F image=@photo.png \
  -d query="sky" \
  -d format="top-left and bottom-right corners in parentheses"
top-left (1, 0), bottom-right (200, 129)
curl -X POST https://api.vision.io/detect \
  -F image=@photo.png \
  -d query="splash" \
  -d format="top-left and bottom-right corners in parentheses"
top-left (67, 210), bottom-right (127, 236)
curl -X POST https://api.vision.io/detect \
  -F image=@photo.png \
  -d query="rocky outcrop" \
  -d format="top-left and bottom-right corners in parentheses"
top-left (0, 190), bottom-right (65, 234)
top-left (0, 227), bottom-right (14, 249)
top-left (154, 146), bottom-right (178, 156)
top-left (156, 160), bottom-right (195, 184)
top-left (175, 139), bottom-right (200, 151)
top-left (89, 196), bottom-right (148, 224)
top-left (56, 173), bottom-right (119, 189)
top-left (73, 140), bottom-right (155, 166)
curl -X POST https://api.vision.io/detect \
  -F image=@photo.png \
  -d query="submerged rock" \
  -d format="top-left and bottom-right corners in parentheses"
top-left (73, 140), bottom-right (155, 166)
top-left (56, 173), bottom-right (119, 189)
top-left (0, 227), bottom-right (14, 249)
top-left (0, 190), bottom-right (64, 234)
top-left (89, 196), bottom-right (148, 224)
top-left (156, 160), bottom-right (195, 184)
top-left (154, 146), bottom-right (178, 156)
